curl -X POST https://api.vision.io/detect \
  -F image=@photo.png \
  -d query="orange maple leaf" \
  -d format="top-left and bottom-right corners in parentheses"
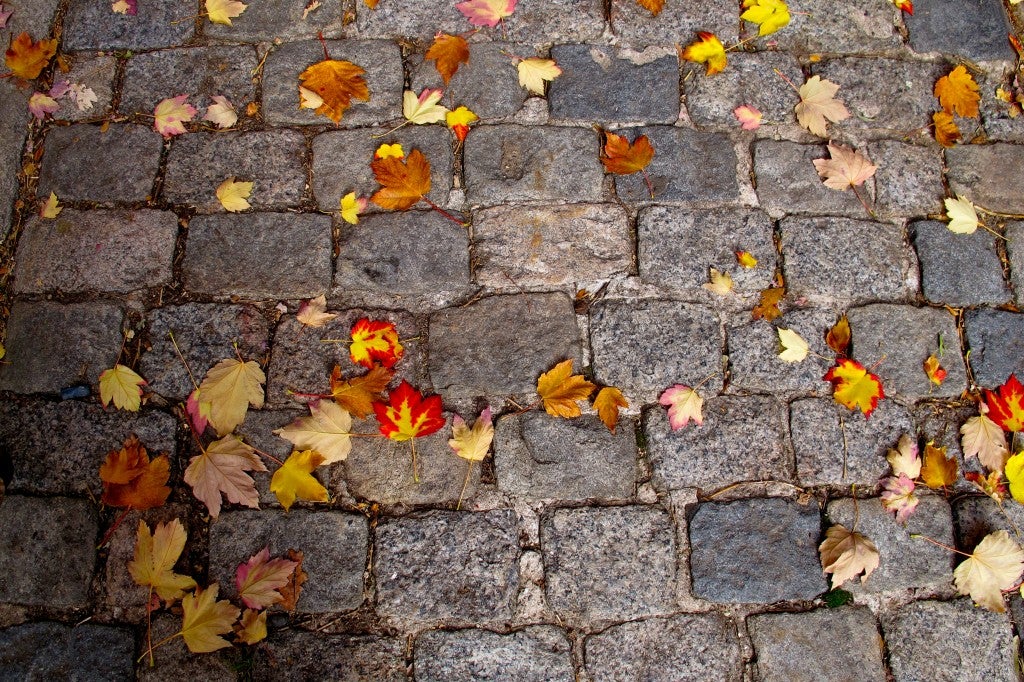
top-left (99, 435), bottom-right (171, 510)
top-left (425, 33), bottom-right (470, 85)
top-left (935, 65), bottom-right (980, 119)
top-left (826, 314), bottom-right (851, 357)
top-left (5, 32), bottom-right (57, 80)
top-left (330, 364), bottom-right (393, 419)
top-left (933, 111), bottom-right (962, 147)
top-left (634, 0), bottom-right (665, 15)
top-left (752, 286), bottom-right (785, 321)
top-left (920, 441), bottom-right (958, 489)
top-left (298, 59), bottom-right (370, 123)
top-left (373, 380), bottom-right (445, 441)
top-left (593, 386), bottom-right (629, 433)
top-left (824, 359), bottom-right (885, 418)
top-left (349, 318), bottom-right (403, 369)
top-left (600, 131), bottom-right (655, 175)
top-left (985, 374), bottom-right (1024, 433)
top-left (370, 148), bottom-right (431, 210)
top-left (537, 359), bottom-right (597, 418)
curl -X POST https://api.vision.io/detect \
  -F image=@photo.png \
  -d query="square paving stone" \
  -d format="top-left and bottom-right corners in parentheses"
top-left (847, 303), bottom-right (967, 400)
top-left (473, 203), bottom-right (632, 288)
top-left (1010, 222), bottom-right (1024, 306)
top-left (913, 220), bottom-right (1010, 307)
top-left (884, 599), bottom-right (1017, 682)
top-left (542, 506), bottom-right (676, 622)
top-left (209, 509), bottom-right (368, 614)
top-left (781, 216), bottom-right (918, 304)
top-left (263, 40), bottom-right (402, 127)
top-left (120, 46), bottom-right (259, 116)
top-left (409, 42), bottom-right (527, 120)
top-left (182, 213), bottom-right (332, 299)
top-left (464, 125), bottom-right (603, 206)
top-left (53, 55), bottom-right (117, 122)
top-left (792, 398), bottom-right (913, 487)
top-left (689, 497), bottom-right (826, 603)
top-left (38, 124), bottom-right (163, 203)
top-left (747, 608), bottom-right (885, 682)
top-left (826, 496), bottom-right (953, 595)
top-left (254, 631), bottom-right (408, 682)
top-left (769, 0), bottom-right (902, 54)
top-left (590, 299), bottom-right (723, 403)
top-left (427, 293), bottom-right (581, 401)
top-left (964, 309), bottom-right (1024, 388)
top-left (645, 396), bottom-right (792, 494)
top-left (868, 141), bottom-right (945, 218)
top-left (638, 206), bottom-right (775, 295)
top-left (0, 81), bottom-right (29, 240)
top-left (947, 144), bottom-right (1024, 214)
top-left (63, 0), bottom-right (195, 50)
top-left (753, 141), bottom-right (870, 218)
top-left (684, 52), bottom-right (802, 129)
top-left (548, 44), bottom-right (678, 124)
top-left (0, 621), bottom-right (134, 680)
top-left (138, 614), bottom-right (235, 681)
top-left (0, 399), bottom-right (176, 496)
top-left (615, 126), bottom-right (739, 204)
top-left (906, 0), bottom-right (1015, 61)
top-left (14, 209), bottom-right (177, 294)
top-left (415, 627), bottom-right (574, 682)
top-left (0, 496), bottom-right (97, 609)
top-left (0, 300), bottom-right (123, 395)
top-left (610, 0), bottom-right (739, 46)
top-left (585, 613), bottom-right (742, 682)
top-left (494, 413), bottom-right (637, 501)
top-left (374, 510), bottom-right (520, 623)
top-left (206, 0), bottom-right (343, 41)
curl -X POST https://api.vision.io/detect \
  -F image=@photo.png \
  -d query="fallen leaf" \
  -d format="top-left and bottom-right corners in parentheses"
top-left (216, 177), bottom-right (253, 212)
top-left (349, 317), bottom-right (403, 369)
top-left (733, 104), bottom-right (763, 130)
top-left (819, 524), bottom-right (880, 588)
top-left (735, 250), bottom-right (758, 268)
top-left (111, 0), bottom-right (137, 15)
top-left (375, 143), bottom-right (404, 159)
top-left (99, 435), bottom-right (171, 510)
top-left (659, 384), bottom-right (704, 429)
top-left (373, 380), bottom-right (446, 441)
top-left (944, 195), bottom-right (979, 234)
top-left (273, 399), bottom-right (353, 464)
top-left (203, 95), bottom-right (238, 129)
top-left (234, 609), bottom-right (267, 645)
top-left (456, 0), bottom-right (516, 27)
top-left (180, 584), bottom-right (240, 653)
top-left (39, 192), bottom-right (61, 219)
top-left (153, 95), bottom-right (197, 138)
top-left (960, 413), bottom-right (1009, 472)
top-left (935, 65), bottom-right (980, 118)
top-left (824, 359), bottom-right (884, 418)
top-left (339, 191), bottom-right (367, 224)
top-left (206, 0), bottom-right (247, 25)
top-left (886, 433), bottom-right (921, 479)
top-left (826, 315), bottom-right (851, 357)
top-left (953, 530), bottom-right (1024, 613)
top-left (795, 76), bottom-right (850, 137)
top-left (920, 441), bottom-right (957, 489)
top-left (187, 388), bottom-right (212, 435)
top-left (777, 327), bottom-right (809, 363)
top-left (923, 354), bottom-right (947, 386)
top-left (593, 387), bottom-right (629, 433)
top-left (681, 32), bottom-right (727, 76)
top-left (330, 365), bottom-right (393, 419)
top-left (68, 83), bottom-right (98, 111)
top-left (446, 105), bottom-right (478, 142)
top-left (600, 131), bottom-right (654, 175)
top-left (128, 519), bottom-right (197, 604)
top-left (370, 148), bottom-right (431, 210)
top-left (536, 359), bottom-right (597, 418)
top-left (881, 474), bottom-right (919, 523)
top-left (449, 406), bottom-right (494, 461)
top-left (298, 59), bottom-right (370, 123)
top-left (302, 0), bottom-right (322, 19)
top-left (1006, 452), bottom-right (1024, 503)
top-left (703, 268), bottom-right (734, 296)
top-left (5, 32), bottom-right (57, 80)
top-left (892, 0), bottom-right (912, 14)
top-left (634, 0), bottom-right (665, 15)
top-left (984, 373), bottom-right (1024, 433)
top-left (28, 91), bottom-right (58, 119)
top-left (183, 434), bottom-right (266, 518)
top-left (235, 547), bottom-right (299, 610)
top-left (966, 470), bottom-right (1007, 502)
top-left (296, 294), bottom-right (337, 328)
top-left (403, 88), bottom-right (448, 124)
top-left (752, 286), bottom-right (785, 321)
top-left (812, 143), bottom-right (877, 191)
top-left (740, 0), bottom-right (791, 36)
top-left (517, 57), bottom-right (561, 96)
top-left (271, 450), bottom-right (328, 511)
top-left (933, 111), bottom-right (961, 147)
top-left (425, 33), bottom-right (470, 85)
top-left (197, 357), bottom-right (266, 436)
top-left (99, 363), bottom-right (147, 412)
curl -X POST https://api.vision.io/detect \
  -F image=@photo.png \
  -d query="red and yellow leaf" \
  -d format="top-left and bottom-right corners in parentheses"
top-left (349, 318), bottom-right (403, 369)
top-left (373, 380), bottom-right (445, 441)
top-left (824, 359), bottom-right (884, 418)
top-left (985, 374), bottom-right (1024, 433)
top-left (456, 0), bottom-right (516, 27)
top-left (924, 354), bottom-right (947, 386)
top-left (826, 314), bottom-right (851, 357)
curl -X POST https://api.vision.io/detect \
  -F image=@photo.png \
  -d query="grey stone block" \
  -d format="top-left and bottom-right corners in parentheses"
top-left (2, 0), bottom-right (60, 34)
top-left (14, 209), bottom-right (177, 294)
top-left (869, 141), bottom-right (945, 218)
top-left (255, 631), bottom-right (408, 682)
top-left (610, 0), bottom-right (739, 46)
top-left (947, 144), bottom-right (1024, 214)
top-left (209, 509), bottom-right (368, 614)
top-left (954, 496), bottom-right (1024, 552)
top-left (53, 55), bottom-right (117, 122)
top-left (645, 396), bottom-right (792, 493)
top-left (63, 0), bottom-right (194, 50)
top-left (374, 510), bottom-right (520, 622)
top-left (906, 0), bottom-right (1015, 61)
top-left (415, 627), bottom-right (574, 682)
top-left (410, 42), bottom-right (527, 120)
top-left (138, 614), bottom-right (235, 681)
top-left (884, 599), bottom-right (1017, 682)
top-left (964, 309), bottom-right (1024, 388)
top-left (754, 141), bottom-right (870, 218)
top-left (792, 398), bottom-right (913, 487)
top-left (689, 497), bottom-right (826, 603)
top-left (542, 506), bottom-right (676, 621)
top-left (474, 203), bottom-right (632, 288)
top-left (585, 613), bottom-right (742, 682)
top-left (1009, 222), bottom-right (1024, 306)
top-left (848, 303), bottom-right (967, 399)
top-left (770, 0), bottom-right (902, 54)
top-left (38, 124), bottom-right (162, 203)
top-left (206, 0), bottom-right (343, 42)
top-left (0, 81), bottom-right (29, 240)
top-left (978, 69), bottom-right (1024, 144)
top-left (428, 294), bottom-right (581, 400)
top-left (182, 213), bottom-right (332, 299)
top-left (464, 125), bottom-right (603, 206)
top-left (262, 40), bottom-right (403, 127)
top-left (591, 299), bottom-right (723, 403)
top-left (494, 413), bottom-right (637, 500)
top-left (548, 44), bottom-right (678, 123)
top-left (913, 220), bottom-right (1010, 307)
top-left (0, 621), bottom-right (134, 680)
top-left (684, 51), bottom-right (802, 129)
top-left (0, 300), bottom-right (123, 395)
top-left (781, 216), bottom-right (918, 303)
top-left (747, 608), bottom-right (886, 682)
top-left (0, 496), bottom-right (97, 609)
top-left (615, 126), bottom-right (739, 204)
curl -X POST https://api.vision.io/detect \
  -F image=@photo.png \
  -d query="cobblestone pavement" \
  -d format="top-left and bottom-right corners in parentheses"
top-left (2, 0), bottom-right (1024, 680)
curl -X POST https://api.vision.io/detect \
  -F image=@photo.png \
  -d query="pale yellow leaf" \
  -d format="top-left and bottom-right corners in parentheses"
top-left (40, 192), bottom-right (61, 219)
top-left (702, 268), bottom-right (734, 296)
top-left (448, 407), bottom-right (494, 462)
top-left (518, 58), bottom-right (561, 95)
top-left (273, 400), bottom-right (353, 464)
top-left (944, 195), bottom-right (980, 234)
top-left (197, 358), bottom-right (265, 436)
top-left (216, 178), bottom-right (253, 212)
top-left (203, 95), bottom-right (238, 129)
top-left (954, 530), bottom-right (1024, 613)
top-left (206, 0), bottom-right (247, 25)
top-left (403, 88), bottom-right (448, 124)
top-left (295, 294), bottom-right (338, 328)
top-left (777, 327), bottom-right (809, 363)
top-left (961, 413), bottom-right (1009, 472)
top-left (819, 524), bottom-right (880, 588)
top-left (795, 76), bottom-right (850, 137)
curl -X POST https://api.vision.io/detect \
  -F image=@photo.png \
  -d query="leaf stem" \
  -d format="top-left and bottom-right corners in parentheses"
top-left (773, 67), bottom-right (801, 95)
top-left (370, 119), bottom-right (411, 139)
top-left (410, 439), bottom-right (420, 484)
top-left (250, 445), bottom-right (285, 468)
top-left (641, 168), bottom-right (655, 199)
top-left (851, 185), bottom-right (876, 220)
top-left (420, 196), bottom-right (468, 226)
top-left (96, 507), bottom-right (132, 549)
top-left (167, 331), bottom-right (199, 392)
top-left (137, 631), bottom-right (180, 664)
top-left (910, 533), bottom-right (972, 557)
top-left (457, 461), bottom-right (473, 510)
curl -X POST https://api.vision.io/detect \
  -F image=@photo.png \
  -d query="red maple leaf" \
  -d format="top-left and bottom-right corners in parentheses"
top-left (373, 380), bottom-right (445, 442)
top-left (985, 374), bottom-right (1024, 433)
top-left (349, 318), bottom-right (403, 369)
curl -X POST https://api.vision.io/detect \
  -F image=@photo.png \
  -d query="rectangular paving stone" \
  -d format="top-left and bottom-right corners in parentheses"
top-left (1010, 222), bottom-right (1024, 307)
top-left (689, 497), bottom-right (826, 603)
top-left (263, 40), bottom-right (402, 127)
top-left (615, 126), bottom-right (739, 204)
top-left (494, 413), bottom-right (637, 500)
top-left (38, 123), bottom-right (163, 203)
top-left (542, 506), bottom-right (676, 622)
top-left (165, 130), bottom-right (308, 211)
top-left (415, 627), bottom-right (574, 682)
top-left (410, 42), bottom-right (527, 120)
top-left (548, 44), bottom-right (678, 124)
top-left (474, 203), bottom-right (632, 288)
top-left (255, 631), bottom-right (408, 682)
top-left (182, 213), bottom-right (332, 299)
top-left (206, 0), bottom-right (344, 41)
top-left (63, 0), bottom-right (195, 50)
top-left (645, 396), bottom-right (792, 494)
top-left (610, 0), bottom-right (739, 46)
top-left (0, 81), bottom-right (29, 239)
top-left (0, 496), bottom-right (97, 609)
top-left (53, 55), bottom-right (117, 122)
top-left (753, 141), bottom-right (870, 218)
top-left (781, 216), bottom-right (918, 304)
top-left (947, 144), bottom-right (1024, 214)
top-left (684, 52), bottom-right (802, 129)
top-left (906, 0), bottom-right (1015, 61)
top-left (0, 621), bottom-right (134, 680)
top-left (209, 509), bottom-right (368, 614)
top-left (868, 140), bottom-right (945, 218)
top-left (374, 510), bottom-right (520, 622)
top-left (770, 0), bottom-right (903, 54)
top-left (913, 220), bottom-right (1010, 307)
top-left (0, 300), bottom-right (123, 395)
top-left (726, 309), bottom-right (836, 396)
top-left (964, 309), bottom-right (1024, 388)
top-left (139, 614), bottom-right (236, 682)
top-left (14, 209), bottom-right (177, 294)
top-left (464, 125), bottom-right (603, 206)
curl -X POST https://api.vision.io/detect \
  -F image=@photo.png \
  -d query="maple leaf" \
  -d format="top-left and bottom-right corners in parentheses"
top-left (659, 384), bottom-right (704, 430)
top-left (892, 0), bottom-right (912, 14)
top-left (111, 0), bottom-right (137, 15)
top-left (593, 387), bottom-right (629, 433)
top-left (183, 434), bottom-right (266, 518)
top-left (966, 470), bottom-right (1007, 502)
top-left (128, 519), bottom-right (197, 604)
top-left (813, 143), bottom-right (877, 191)
top-left (216, 178), bottom-right (253, 212)
top-left (375, 143), bottom-right (404, 159)
top-left (953, 530), bottom-right (1024, 613)
top-left (960, 413), bottom-right (1009, 472)
top-left (824, 359), bottom-right (884, 418)
top-left (777, 327), bottom-right (809, 363)
top-left (456, 0), bottom-right (516, 27)
top-left (349, 317), bottom-right (403, 369)
top-left (935, 65), bottom-right (980, 118)
top-left (236, 548), bottom-right (299, 609)
top-left (826, 315), bottom-right (851, 357)
top-left (741, 0), bottom-right (791, 36)
top-left (1006, 452), bottom-right (1024, 503)
top-left (235, 609), bottom-right (267, 645)
top-left (984, 374), bottom-right (1024, 433)
top-left (68, 83), bottom-right (98, 111)
top-left (298, 59), bottom-right (370, 123)
top-left (187, 388), bottom-right (212, 435)
top-left (330, 364), bottom-right (393, 419)
top-left (923, 355), bottom-right (947, 386)
top-left (99, 435), bottom-right (171, 510)
top-left (795, 76), bottom-right (850, 138)
top-left (296, 294), bottom-right (337, 328)
top-left (943, 195), bottom-right (979, 234)
top-left (536, 359), bottom-right (597, 418)
top-left (819, 524), bottom-right (880, 588)
top-left (734, 105), bottom-right (762, 130)
top-left (271, 449), bottom-right (328, 511)
top-left (920, 441), bottom-right (957, 489)
top-left (886, 434), bottom-right (921, 479)
top-left (277, 549), bottom-right (307, 611)
top-left (273, 399), bottom-right (353, 464)
top-left (426, 33), bottom-right (470, 85)
top-left (206, 0), bottom-right (247, 25)
top-left (735, 250), bottom-right (758, 268)
top-left (340, 191), bottom-right (367, 225)
top-left (370, 148), bottom-right (432, 210)
top-left (703, 268), bottom-right (734, 296)
top-left (197, 357), bottom-right (266, 436)
top-left (449, 406), bottom-right (494, 462)
top-left (518, 58), bottom-right (561, 96)
top-left (634, 0), bottom-right (665, 16)
top-left (5, 32), bottom-right (57, 80)
top-left (28, 92), bottom-right (58, 119)
top-left (99, 363), bottom-right (147, 412)
top-left (39, 192), bottom-right (61, 219)
top-left (373, 380), bottom-right (445, 441)
top-left (881, 474), bottom-right (919, 524)
top-left (180, 584), bottom-right (240, 653)
top-left (153, 95), bottom-right (197, 138)
top-left (446, 105), bottom-right (478, 143)
top-left (752, 286), bottom-right (785, 321)
top-left (681, 32), bottom-right (727, 76)
top-left (600, 131), bottom-right (655, 175)
top-left (404, 88), bottom-right (448, 124)
top-left (933, 111), bottom-right (961, 147)
top-left (203, 95), bottom-right (238, 129)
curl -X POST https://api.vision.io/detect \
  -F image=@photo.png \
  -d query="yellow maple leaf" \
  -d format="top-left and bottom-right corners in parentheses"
top-left (235, 609), bottom-right (267, 645)
top-left (741, 0), bottom-right (791, 36)
top-left (681, 32), bottom-right (727, 76)
top-left (935, 65), bottom-right (980, 118)
top-left (197, 357), bottom-right (266, 436)
top-left (128, 519), bottom-right (197, 605)
top-left (449, 407), bottom-right (494, 462)
top-left (944, 195), bottom-right (980, 234)
top-left (536, 359), bottom-right (597, 418)
top-left (39, 192), bottom-right (61, 219)
top-left (206, 0), bottom-right (247, 25)
top-left (216, 177), bottom-right (253, 212)
top-left (179, 584), bottom-right (240, 653)
top-left (339, 191), bottom-right (366, 224)
top-left (446, 105), bottom-right (478, 142)
top-left (593, 386), bottom-right (629, 433)
top-left (703, 268), bottom-right (734, 296)
top-left (270, 450), bottom-right (328, 511)
top-left (518, 57), bottom-right (561, 96)
top-left (99, 363), bottom-right (146, 412)
top-left (736, 250), bottom-right (758, 268)
top-left (374, 143), bottom-right (404, 159)
top-left (824, 359), bottom-right (884, 418)
top-left (954, 530), bottom-right (1024, 612)
top-left (298, 59), bottom-right (370, 123)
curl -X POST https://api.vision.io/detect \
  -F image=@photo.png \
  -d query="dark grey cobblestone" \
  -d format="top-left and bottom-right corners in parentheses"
top-left (0, 82), bottom-right (28, 240)
top-left (54, 55), bottom-right (117, 122)
top-left (255, 630), bottom-right (408, 682)
top-left (138, 614), bottom-right (235, 681)
top-left (770, 0), bottom-right (903, 54)
top-left (947, 144), bottom-right (1024, 214)
top-left (410, 42), bottom-right (527, 120)
top-left (0, 621), bottom-right (134, 680)
top-left (206, 0), bottom-right (344, 42)
top-left (964, 309), bottom-right (1024, 388)
top-left (868, 141), bottom-right (945, 218)
top-left (415, 627), bottom-right (574, 682)
top-left (63, 0), bottom-right (194, 50)
top-left (1009, 222), bottom-right (1024, 306)
top-left (913, 220), bottom-right (1011, 307)
top-left (610, 0), bottom-right (738, 46)
top-left (905, 0), bottom-right (1015, 61)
